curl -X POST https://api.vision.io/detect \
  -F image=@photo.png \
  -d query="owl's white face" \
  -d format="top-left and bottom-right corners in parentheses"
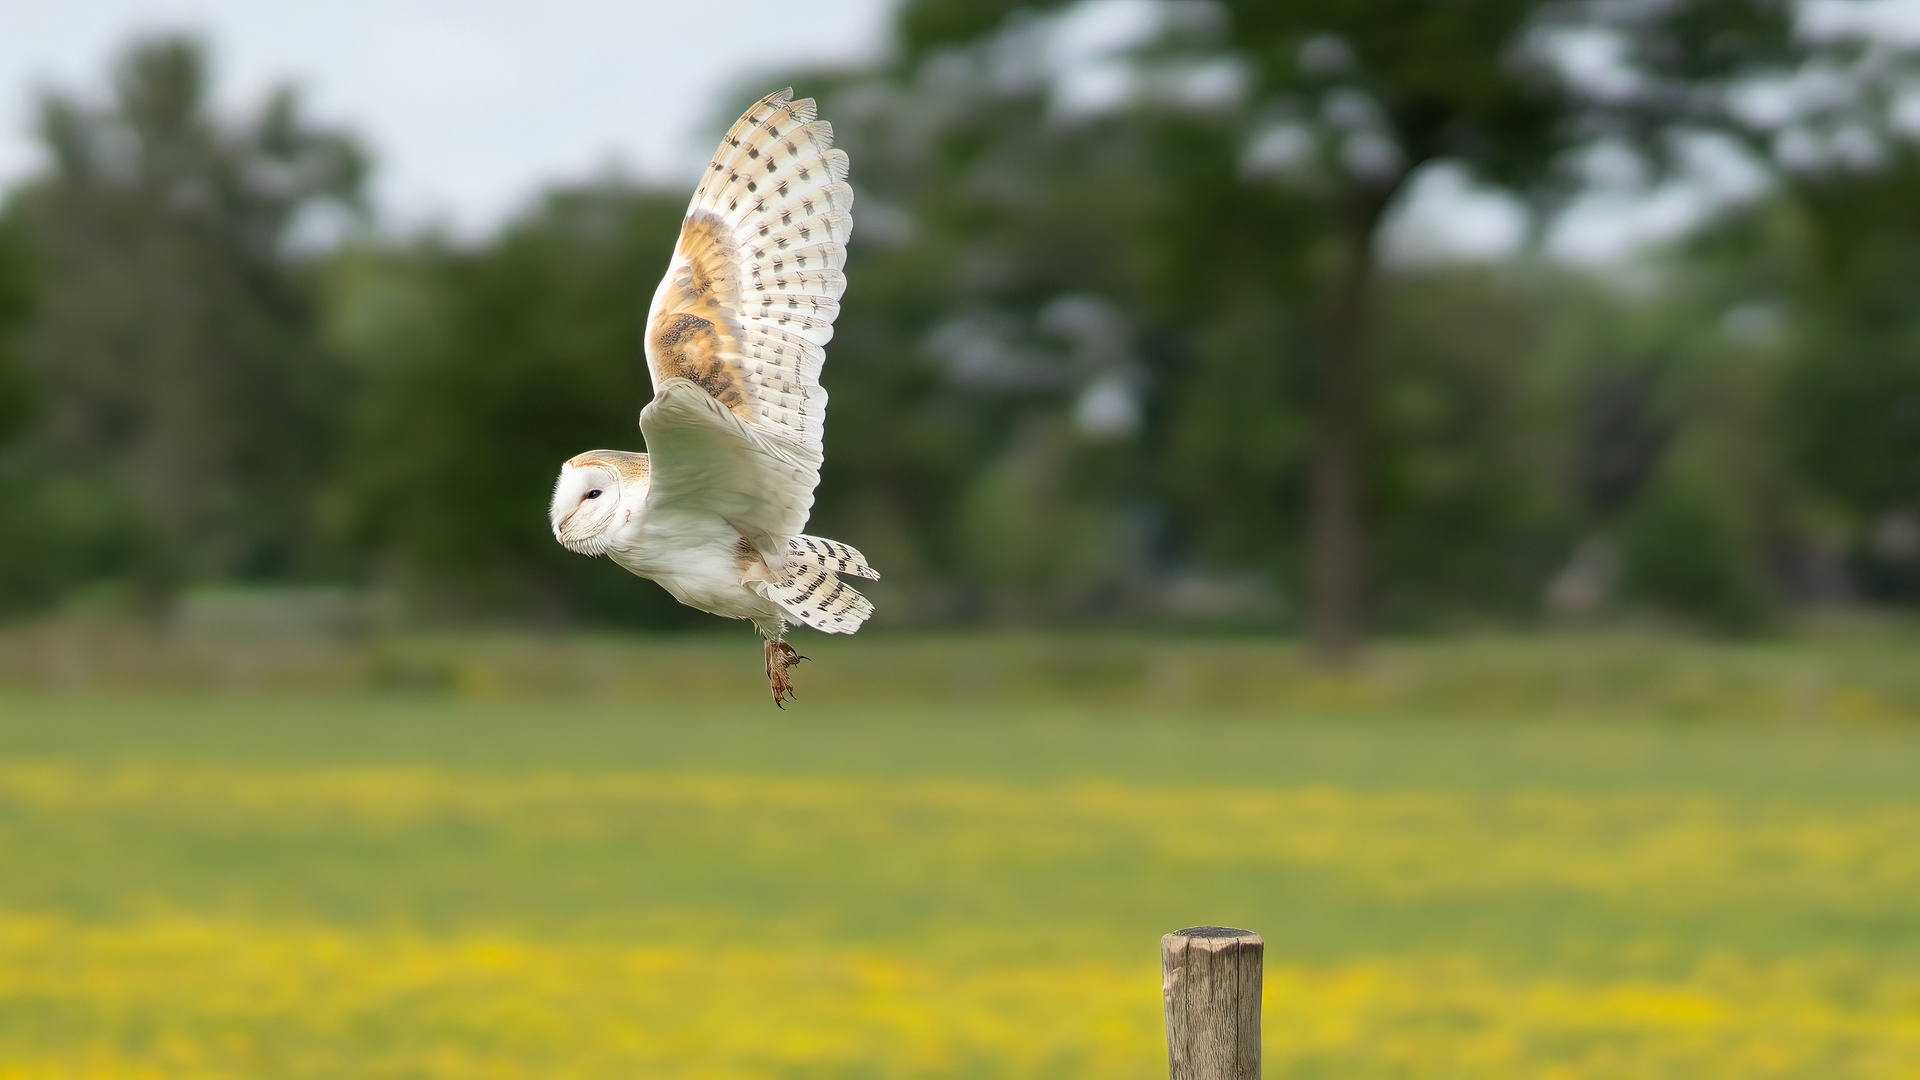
top-left (550, 452), bottom-right (647, 556)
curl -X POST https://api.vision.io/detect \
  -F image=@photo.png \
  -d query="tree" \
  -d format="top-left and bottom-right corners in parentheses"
top-left (0, 207), bottom-right (32, 448)
top-left (8, 35), bottom-right (365, 591)
top-left (1769, 157), bottom-right (1920, 602)
top-left (895, 0), bottom-right (1810, 654)
top-left (327, 183), bottom-right (704, 624)
top-left (1211, 0), bottom-right (1806, 656)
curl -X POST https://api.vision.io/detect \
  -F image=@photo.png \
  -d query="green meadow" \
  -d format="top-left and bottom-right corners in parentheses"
top-left (0, 632), bottom-right (1916, 1077)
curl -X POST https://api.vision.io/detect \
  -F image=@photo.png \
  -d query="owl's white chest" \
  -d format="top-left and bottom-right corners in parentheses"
top-left (605, 511), bottom-right (779, 625)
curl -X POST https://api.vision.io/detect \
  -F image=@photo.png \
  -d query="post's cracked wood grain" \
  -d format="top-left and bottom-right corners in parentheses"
top-left (1162, 926), bottom-right (1262, 1079)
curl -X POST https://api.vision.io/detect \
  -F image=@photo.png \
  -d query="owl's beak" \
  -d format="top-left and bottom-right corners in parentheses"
top-left (553, 507), bottom-right (612, 557)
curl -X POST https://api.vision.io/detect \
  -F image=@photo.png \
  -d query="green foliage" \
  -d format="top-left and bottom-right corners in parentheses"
top-left (790, 34), bottom-right (1341, 619)
top-left (1777, 159), bottom-right (1920, 515)
top-left (1221, 0), bottom-right (1571, 190)
top-left (799, 68), bottom-right (1311, 616)
top-left (1784, 341), bottom-right (1920, 514)
top-left (1616, 458), bottom-right (1775, 633)
top-left (954, 427), bottom-right (1127, 613)
top-left (1688, 153), bottom-right (1920, 604)
top-left (1371, 267), bottom-right (1572, 622)
top-left (2, 35), bottom-right (365, 605)
top-left (0, 208), bottom-right (34, 448)
top-left (328, 185), bottom-right (701, 625)
top-left (0, 470), bottom-right (171, 616)
top-left (0, 9), bottom-right (1911, 631)
top-left (895, 0), bottom-right (1064, 60)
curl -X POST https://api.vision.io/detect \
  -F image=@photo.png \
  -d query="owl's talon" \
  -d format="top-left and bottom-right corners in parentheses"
top-left (765, 639), bottom-right (803, 706)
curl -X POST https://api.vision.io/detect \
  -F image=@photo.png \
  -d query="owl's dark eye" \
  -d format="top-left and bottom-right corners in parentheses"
top-left (585, 490), bottom-right (603, 499)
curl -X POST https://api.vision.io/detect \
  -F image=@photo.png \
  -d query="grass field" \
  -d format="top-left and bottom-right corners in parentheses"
top-left (0, 631), bottom-right (1916, 1077)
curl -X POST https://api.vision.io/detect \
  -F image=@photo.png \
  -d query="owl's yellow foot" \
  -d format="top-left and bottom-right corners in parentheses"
top-left (765, 639), bottom-right (805, 707)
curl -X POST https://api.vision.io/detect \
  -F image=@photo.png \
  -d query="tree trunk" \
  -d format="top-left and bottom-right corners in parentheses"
top-left (1307, 194), bottom-right (1389, 662)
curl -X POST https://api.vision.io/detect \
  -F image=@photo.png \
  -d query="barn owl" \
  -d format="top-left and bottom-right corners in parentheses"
top-left (549, 88), bottom-right (876, 704)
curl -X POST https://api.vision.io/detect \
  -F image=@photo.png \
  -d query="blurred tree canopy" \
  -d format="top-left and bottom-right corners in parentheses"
top-left (890, 0), bottom-right (1801, 654)
top-left (0, 211), bottom-right (33, 447)
top-left (1772, 154), bottom-right (1920, 603)
top-left (322, 185), bottom-right (702, 626)
top-left (0, 36), bottom-right (364, 612)
top-left (1781, 161), bottom-right (1920, 513)
top-left (0, 8), bottom-right (1915, 635)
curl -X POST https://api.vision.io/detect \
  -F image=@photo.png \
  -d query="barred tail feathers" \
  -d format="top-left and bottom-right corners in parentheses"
top-left (786, 534), bottom-right (879, 580)
top-left (756, 562), bottom-right (872, 634)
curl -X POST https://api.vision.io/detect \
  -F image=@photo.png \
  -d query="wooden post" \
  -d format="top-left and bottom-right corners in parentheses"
top-left (1162, 926), bottom-right (1262, 1079)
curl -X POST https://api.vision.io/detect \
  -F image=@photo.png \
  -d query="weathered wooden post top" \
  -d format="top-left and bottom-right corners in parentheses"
top-left (1162, 925), bottom-right (1263, 1080)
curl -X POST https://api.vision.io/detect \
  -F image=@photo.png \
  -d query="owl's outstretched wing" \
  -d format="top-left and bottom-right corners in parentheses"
top-left (638, 379), bottom-right (816, 549)
top-left (642, 88), bottom-right (850, 475)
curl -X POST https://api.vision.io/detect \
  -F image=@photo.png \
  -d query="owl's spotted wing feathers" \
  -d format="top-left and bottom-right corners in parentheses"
top-left (644, 87), bottom-right (852, 466)
top-left (632, 91), bottom-right (874, 661)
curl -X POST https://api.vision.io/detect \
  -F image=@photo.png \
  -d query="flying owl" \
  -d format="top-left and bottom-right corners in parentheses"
top-left (549, 88), bottom-right (875, 705)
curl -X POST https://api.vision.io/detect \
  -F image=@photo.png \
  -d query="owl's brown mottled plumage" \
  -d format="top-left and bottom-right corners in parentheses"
top-left (653, 88), bottom-right (851, 464)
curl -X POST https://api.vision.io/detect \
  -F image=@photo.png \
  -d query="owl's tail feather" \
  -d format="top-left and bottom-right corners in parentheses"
top-left (786, 534), bottom-right (879, 580)
top-left (756, 561), bottom-right (873, 635)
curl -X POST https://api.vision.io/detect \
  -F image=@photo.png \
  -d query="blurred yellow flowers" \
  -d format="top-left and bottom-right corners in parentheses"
top-left (0, 758), bottom-right (1915, 1077)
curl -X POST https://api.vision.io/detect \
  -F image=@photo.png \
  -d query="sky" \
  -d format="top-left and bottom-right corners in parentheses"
top-left (0, 0), bottom-right (896, 234)
top-left (5, 0), bottom-right (1918, 260)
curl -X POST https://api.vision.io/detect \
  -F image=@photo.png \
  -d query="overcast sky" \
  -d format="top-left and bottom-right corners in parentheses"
top-left (6, 0), bottom-right (1919, 261)
top-left (1, 0), bottom-right (896, 233)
